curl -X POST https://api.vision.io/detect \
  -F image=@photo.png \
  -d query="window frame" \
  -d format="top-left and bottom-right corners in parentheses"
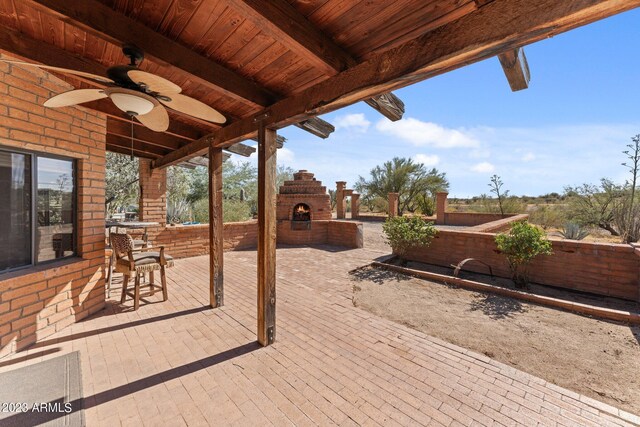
top-left (0, 145), bottom-right (78, 273)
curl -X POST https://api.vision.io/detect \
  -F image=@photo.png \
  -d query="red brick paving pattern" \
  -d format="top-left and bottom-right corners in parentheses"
top-left (1, 246), bottom-right (639, 426)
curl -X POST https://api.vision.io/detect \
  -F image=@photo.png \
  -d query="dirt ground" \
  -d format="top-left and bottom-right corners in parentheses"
top-left (351, 267), bottom-right (640, 415)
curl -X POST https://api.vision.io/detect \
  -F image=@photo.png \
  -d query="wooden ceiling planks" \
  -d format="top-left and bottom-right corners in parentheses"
top-left (348, 0), bottom-right (476, 58)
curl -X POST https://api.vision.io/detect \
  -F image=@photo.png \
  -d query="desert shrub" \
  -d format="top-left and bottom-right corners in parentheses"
top-left (415, 194), bottom-right (436, 216)
top-left (223, 199), bottom-right (252, 223)
top-left (191, 198), bottom-right (209, 223)
top-left (528, 204), bottom-right (568, 230)
top-left (560, 222), bottom-right (589, 240)
top-left (495, 221), bottom-right (552, 287)
top-left (382, 216), bottom-right (437, 259)
top-left (468, 195), bottom-right (526, 214)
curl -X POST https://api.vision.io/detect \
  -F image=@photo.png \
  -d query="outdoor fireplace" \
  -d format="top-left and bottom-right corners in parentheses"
top-left (277, 170), bottom-right (331, 232)
top-left (292, 203), bottom-right (311, 222)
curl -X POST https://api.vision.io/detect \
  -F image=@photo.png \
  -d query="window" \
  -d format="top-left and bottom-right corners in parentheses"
top-left (0, 148), bottom-right (76, 272)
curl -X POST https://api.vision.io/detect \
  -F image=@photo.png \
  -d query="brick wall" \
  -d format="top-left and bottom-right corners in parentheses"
top-left (145, 219), bottom-right (362, 259)
top-left (139, 159), bottom-right (167, 226)
top-left (442, 212), bottom-right (518, 227)
top-left (403, 229), bottom-right (640, 301)
top-left (278, 220), bottom-right (363, 249)
top-left (154, 221), bottom-right (259, 258)
top-left (0, 60), bottom-right (107, 358)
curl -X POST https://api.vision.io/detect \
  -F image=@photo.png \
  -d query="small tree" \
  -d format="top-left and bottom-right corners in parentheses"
top-left (495, 221), bottom-right (552, 288)
top-left (382, 216), bottom-right (438, 261)
top-left (488, 174), bottom-right (508, 216)
top-left (621, 134), bottom-right (640, 243)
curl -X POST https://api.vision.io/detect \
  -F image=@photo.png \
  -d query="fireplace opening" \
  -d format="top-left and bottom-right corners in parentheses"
top-left (292, 203), bottom-right (311, 221)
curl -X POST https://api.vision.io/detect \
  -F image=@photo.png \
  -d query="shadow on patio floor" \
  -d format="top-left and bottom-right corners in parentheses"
top-left (1, 341), bottom-right (260, 426)
top-left (25, 306), bottom-right (211, 352)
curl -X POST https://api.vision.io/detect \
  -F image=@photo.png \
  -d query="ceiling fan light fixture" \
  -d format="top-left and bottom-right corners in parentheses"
top-left (110, 92), bottom-right (154, 116)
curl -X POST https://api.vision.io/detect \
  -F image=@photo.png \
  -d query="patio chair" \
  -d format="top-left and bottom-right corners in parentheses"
top-left (110, 232), bottom-right (174, 310)
top-left (105, 228), bottom-right (149, 297)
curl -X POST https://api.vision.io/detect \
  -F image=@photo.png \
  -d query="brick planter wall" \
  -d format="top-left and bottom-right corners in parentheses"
top-left (0, 61), bottom-right (107, 358)
top-left (402, 229), bottom-right (640, 301)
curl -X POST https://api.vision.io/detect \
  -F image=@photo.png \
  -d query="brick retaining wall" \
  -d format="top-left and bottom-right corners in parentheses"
top-left (403, 229), bottom-right (640, 301)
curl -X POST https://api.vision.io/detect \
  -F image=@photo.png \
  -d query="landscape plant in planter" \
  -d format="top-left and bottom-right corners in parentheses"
top-left (382, 216), bottom-right (437, 264)
top-left (495, 220), bottom-right (553, 288)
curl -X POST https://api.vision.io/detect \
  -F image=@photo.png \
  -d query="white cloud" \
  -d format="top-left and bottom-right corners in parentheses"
top-left (470, 162), bottom-right (495, 173)
top-left (277, 147), bottom-right (295, 165)
top-left (521, 152), bottom-right (536, 162)
top-left (376, 117), bottom-right (479, 148)
top-left (413, 154), bottom-right (440, 166)
top-left (334, 113), bottom-right (371, 132)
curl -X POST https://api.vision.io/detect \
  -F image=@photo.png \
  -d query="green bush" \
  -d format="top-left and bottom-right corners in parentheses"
top-left (382, 216), bottom-right (437, 258)
top-left (223, 199), bottom-right (252, 223)
top-left (528, 204), bottom-right (568, 230)
top-left (495, 221), bottom-right (552, 287)
top-left (415, 194), bottom-right (436, 216)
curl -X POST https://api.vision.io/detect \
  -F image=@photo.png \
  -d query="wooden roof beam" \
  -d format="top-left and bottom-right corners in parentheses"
top-left (498, 48), bottom-right (530, 91)
top-left (26, 0), bottom-right (277, 107)
top-left (294, 117), bottom-right (335, 139)
top-left (230, 0), bottom-right (405, 121)
top-left (364, 93), bottom-right (406, 122)
top-left (151, 0), bottom-right (640, 169)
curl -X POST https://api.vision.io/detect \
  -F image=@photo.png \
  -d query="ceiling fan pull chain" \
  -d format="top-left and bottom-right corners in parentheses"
top-left (130, 115), bottom-right (134, 161)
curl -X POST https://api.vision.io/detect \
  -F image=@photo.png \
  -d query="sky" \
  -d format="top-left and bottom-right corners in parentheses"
top-left (231, 8), bottom-right (640, 198)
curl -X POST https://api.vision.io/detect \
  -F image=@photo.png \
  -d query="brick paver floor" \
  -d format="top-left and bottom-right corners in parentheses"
top-left (1, 246), bottom-right (638, 426)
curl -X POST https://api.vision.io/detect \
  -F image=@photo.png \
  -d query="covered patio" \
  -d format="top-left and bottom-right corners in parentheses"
top-left (1, 246), bottom-right (637, 426)
top-left (1, 0), bottom-right (640, 424)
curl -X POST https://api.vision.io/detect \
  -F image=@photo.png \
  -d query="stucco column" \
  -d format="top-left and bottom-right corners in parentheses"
top-left (336, 181), bottom-right (346, 219)
top-left (351, 193), bottom-right (360, 219)
top-left (436, 191), bottom-right (448, 225)
top-left (388, 192), bottom-right (399, 218)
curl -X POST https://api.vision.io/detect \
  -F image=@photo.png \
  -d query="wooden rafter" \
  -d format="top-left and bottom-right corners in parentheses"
top-left (293, 117), bottom-right (335, 139)
top-left (230, 0), bottom-right (405, 121)
top-left (26, 0), bottom-right (277, 107)
top-left (498, 48), bottom-right (531, 91)
top-left (152, 0), bottom-right (640, 169)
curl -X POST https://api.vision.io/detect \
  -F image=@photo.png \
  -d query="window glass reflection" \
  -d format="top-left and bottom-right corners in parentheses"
top-left (0, 151), bottom-right (31, 271)
top-left (37, 157), bottom-right (74, 262)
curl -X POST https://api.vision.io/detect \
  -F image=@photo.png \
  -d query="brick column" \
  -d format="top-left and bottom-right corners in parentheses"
top-left (388, 192), bottom-right (399, 217)
top-left (139, 159), bottom-right (167, 227)
top-left (336, 181), bottom-right (346, 219)
top-left (436, 192), bottom-right (448, 225)
top-left (351, 193), bottom-right (360, 219)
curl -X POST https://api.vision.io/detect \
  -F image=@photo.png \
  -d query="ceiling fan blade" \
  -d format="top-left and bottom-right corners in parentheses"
top-left (160, 93), bottom-right (226, 124)
top-left (1, 59), bottom-right (113, 83)
top-left (135, 104), bottom-right (169, 132)
top-left (127, 70), bottom-right (181, 94)
top-left (44, 89), bottom-right (107, 108)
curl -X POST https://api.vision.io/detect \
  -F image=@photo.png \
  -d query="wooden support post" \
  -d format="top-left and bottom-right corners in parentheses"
top-left (257, 124), bottom-right (277, 346)
top-left (209, 145), bottom-right (224, 308)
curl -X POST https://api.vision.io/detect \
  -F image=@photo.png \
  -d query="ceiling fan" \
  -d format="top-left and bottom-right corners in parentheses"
top-left (0, 45), bottom-right (226, 132)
